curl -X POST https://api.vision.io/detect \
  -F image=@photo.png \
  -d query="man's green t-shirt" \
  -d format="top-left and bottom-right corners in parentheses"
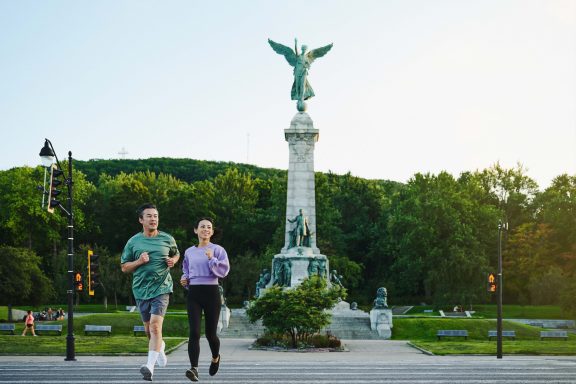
top-left (121, 231), bottom-right (179, 300)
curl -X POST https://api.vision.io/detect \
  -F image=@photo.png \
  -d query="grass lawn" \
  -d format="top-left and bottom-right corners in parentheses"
top-left (0, 312), bottom-right (196, 355)
top-left (405, 304), bottom-right (568, 319)
top-left (0, 335), bottom-right (186, 355)
top-left (469, 305), bottom-right (567, 319)
top-left (392, 318), bottom-right (543, 340)
top-left (412, 340), bottom-right (576, 355)
top-left (2, 305), bottom-right (574, 356)
top-left (1, 313), bottom-right (196, 336)
top-left (394, 317), bottom-right (576, 355)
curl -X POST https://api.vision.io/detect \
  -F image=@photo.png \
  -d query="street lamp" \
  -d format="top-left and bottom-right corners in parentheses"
top-left (38, 138), bottom-right (76, 361)
top-left (496, 219), bottom-right (507, 359)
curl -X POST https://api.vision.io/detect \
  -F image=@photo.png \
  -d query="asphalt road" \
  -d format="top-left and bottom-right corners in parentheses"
top-left (1, 339), bottom-right (575, 383)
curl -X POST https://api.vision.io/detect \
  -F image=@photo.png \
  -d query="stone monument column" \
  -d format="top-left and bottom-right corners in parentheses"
top-left (258, 111), bottom-right (329, 294)
top-left (282, 112), bottom-right (320, 254)
top-left (257, 38), bottom-right (333, 296)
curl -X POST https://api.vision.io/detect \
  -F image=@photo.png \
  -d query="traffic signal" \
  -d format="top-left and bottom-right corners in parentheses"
top-left (47, 164), bottom-right (63, 213)
top-left (487, 272), bottom-right (497, 293)
top-left (74, 272), bottom-right (83, 291)
top-left (88, 250), bottom-right (100, 296)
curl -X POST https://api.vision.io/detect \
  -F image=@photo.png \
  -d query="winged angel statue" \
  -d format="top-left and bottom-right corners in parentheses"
top-left (268, 38), bottom-right (333, 111)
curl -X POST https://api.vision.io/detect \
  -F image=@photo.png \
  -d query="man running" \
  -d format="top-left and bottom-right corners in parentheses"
top-left (121, 203), bottom-right (180, 381)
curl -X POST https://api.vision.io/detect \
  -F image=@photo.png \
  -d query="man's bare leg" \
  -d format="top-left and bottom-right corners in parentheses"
top-left (140, 315), bottom-right (165, 380)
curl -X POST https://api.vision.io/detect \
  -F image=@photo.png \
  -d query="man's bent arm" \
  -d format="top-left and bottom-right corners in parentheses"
top-left (121, 259), bottom-right (144, 274)
top-left (167, 254), bottom-right (180, 268)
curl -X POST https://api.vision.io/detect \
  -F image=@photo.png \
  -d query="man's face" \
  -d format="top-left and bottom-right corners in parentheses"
top-left (139, 208), bottom-right (159, 232)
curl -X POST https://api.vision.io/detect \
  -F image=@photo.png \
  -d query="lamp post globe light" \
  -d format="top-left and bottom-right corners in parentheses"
top-left (39, 140), bottom-right (55, 167)
top-left (38, 138), bottom-right (76, 361)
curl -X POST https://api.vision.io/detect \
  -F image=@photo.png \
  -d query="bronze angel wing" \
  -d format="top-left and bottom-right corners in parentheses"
top-left (306, 43), bottom-right (333, 64)
top-left (268, 38), bottom-right (297, 67)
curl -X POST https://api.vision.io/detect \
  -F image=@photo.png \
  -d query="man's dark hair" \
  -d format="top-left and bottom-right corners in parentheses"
top-left (137, 203), bottom-right (157, 218)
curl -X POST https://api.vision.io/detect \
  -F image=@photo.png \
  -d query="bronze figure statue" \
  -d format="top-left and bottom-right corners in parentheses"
top-left (268, 38), bottom-right (333, 111)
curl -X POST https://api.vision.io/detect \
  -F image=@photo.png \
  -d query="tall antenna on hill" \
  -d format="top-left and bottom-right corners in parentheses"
top-left (118, 147), bottom-right (128, 159)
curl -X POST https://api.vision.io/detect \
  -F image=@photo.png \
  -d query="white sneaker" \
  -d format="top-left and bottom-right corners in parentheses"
top-left (156, 341), bottom-right (167, 368)
top-left (140, 364), bottom-right (153, 381)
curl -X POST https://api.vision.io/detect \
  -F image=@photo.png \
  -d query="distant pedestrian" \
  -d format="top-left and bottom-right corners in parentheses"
top-left (21, 310), bottom-right (37, 336)
top-left (180, 217), bottom-right (230, 382)
top-left (121, 203), bottom-right (180, 381)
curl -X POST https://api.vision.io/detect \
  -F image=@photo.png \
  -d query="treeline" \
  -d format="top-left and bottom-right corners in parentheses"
top-left (0, 159), bottom-right (574, 313)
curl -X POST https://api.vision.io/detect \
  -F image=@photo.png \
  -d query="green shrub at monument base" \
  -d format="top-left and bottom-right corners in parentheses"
top-left (254, 332), bottom-right (342, 350)
top-left (247, 276), bottom-right (345, 348)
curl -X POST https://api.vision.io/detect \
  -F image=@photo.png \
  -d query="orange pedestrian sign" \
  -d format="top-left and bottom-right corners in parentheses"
top-left (74, 272), bottom-right (83, 291)
top-left (487, 273), bottom-right (497, 293)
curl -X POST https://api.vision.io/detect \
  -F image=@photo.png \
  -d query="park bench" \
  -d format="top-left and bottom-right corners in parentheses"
top-left (133, 325), bottom-right (146, 336)
top-left (488, 330), bottom-right (516, 340)
top-left (0, 324), bottom-right (15, 334)
top-left (84, 325), bottom-right (112, 336)
top-left (436, 330), bottom-right (468, 340)
top-left (35, 324), bottom-right (62, 335)
top-left (529, 322), bottom-right (544, 327)
top-left (540, 331), bottom-right (568, 341)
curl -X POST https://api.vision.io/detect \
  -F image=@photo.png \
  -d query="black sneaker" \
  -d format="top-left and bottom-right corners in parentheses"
top-left (209, 355), bottom-right (220, 376)
top-left (185, 367), bottom-right (199, 382)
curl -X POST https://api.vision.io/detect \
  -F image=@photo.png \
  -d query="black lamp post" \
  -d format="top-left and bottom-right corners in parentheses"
top-left (496, 219), bottom-right (507, 359)
top-left (39, 138), bottom-right (76, 361)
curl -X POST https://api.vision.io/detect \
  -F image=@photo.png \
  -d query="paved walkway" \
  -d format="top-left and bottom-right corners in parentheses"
top-left (0, 339), bottom-right (426, 364)
top-left (1, 339), bottom-right (576, 383)
top-left (2, 337), bottom-right (575, 364)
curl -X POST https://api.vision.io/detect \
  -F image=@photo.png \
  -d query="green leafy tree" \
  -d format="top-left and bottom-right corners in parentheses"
top-left (534, 174), bottom-right (576, 313)
top-left (503, 223), bottom-right (558, 304)
top-left (0, 166), bottom-right (97, 286)
top-left (74, 158), bottom-right (285, 185)
top-left (386, 172), bottom-right (499, 306)
top-left (315, 173), bottom-right (399, 302)
top-left (473, 162), bottom-right (539, 230)
top-left (534, 174), bottom-right (576, 256)
top-left (161, 181), bottom-right (214, 248)
top-left (225, 251), bottom-right (263, 302)
top-left (314, 173), bottom-right (345, 261)
top-left (0, 167), bottom-right (54, 250)
top-left (92, 172), bottom-right (155, 252)
top-left (246, 276), bottom-right (345, 348)
top-left (0, 246), bottom-right (55, 319)
top-left (210, 168), bottom-right (259, 253)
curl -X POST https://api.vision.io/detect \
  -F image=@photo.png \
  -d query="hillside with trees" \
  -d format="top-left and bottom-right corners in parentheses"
top-left (0, 158), bottom-right (574, 314)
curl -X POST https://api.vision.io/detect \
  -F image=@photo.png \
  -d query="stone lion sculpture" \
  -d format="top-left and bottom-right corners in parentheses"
top-left (373, 287), bottom-right (388, 309)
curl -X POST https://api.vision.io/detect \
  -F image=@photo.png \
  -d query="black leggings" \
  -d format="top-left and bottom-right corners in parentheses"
top-left (186, 285), bottom-right (221, 367)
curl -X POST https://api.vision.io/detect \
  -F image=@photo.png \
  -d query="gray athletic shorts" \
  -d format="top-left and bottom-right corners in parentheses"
top-left (136, 293), bottom-right (170, 323)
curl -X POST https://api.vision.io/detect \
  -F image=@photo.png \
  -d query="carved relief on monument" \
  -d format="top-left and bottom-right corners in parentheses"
top-left (289, 139), bottom-right (314, 163)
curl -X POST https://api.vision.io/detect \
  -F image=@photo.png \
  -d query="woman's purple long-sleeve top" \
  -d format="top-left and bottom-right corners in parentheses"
top-left (181, 243), bottom-right (230, 285)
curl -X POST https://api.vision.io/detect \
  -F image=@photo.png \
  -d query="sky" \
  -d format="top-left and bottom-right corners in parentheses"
top-left (1, 0), bottom-right (575, 189)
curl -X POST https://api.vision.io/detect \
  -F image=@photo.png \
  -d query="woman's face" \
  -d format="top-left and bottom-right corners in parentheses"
top-left (194, 219), bottom-right (214, 241)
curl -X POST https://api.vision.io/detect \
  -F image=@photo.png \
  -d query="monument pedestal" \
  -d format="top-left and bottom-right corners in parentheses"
top-left (259, 112), bottom-right (330, 294)
top-left (265, 247), bottom-right (328, 290)
top-left (369, 308), bottom-right (393, 339)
